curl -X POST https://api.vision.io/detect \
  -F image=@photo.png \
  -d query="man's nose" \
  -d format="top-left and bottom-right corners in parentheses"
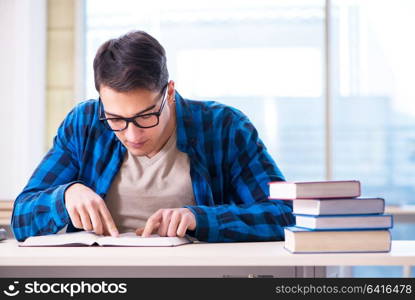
top-left (124, 122), bottom-right (145, 141)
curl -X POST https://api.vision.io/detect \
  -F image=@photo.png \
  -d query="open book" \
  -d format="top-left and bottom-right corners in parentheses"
top-left (18, 231), bottom-right (193, 247)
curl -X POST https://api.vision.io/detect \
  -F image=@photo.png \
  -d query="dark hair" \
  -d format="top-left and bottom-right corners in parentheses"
top-left (93, 30), bottom-right (168, 93)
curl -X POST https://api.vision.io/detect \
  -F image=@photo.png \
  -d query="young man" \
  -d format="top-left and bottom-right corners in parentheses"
top-left (11, 31), bottom-right (294, 242)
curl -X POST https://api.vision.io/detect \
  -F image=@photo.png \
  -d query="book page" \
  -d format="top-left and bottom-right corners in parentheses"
top-left (18, 231), bottom-right (99, 247)
top-left (96, 232), bottom-right (192, 247)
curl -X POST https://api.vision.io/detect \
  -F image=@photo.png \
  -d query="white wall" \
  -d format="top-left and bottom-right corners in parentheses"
top-left (0, 0), bottom-right (47, 200)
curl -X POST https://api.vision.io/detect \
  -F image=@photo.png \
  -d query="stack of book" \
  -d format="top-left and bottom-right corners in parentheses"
top-left (268, 180), bottom-right (393, 253)
top-left (0, 200), bottom-right (13, 226)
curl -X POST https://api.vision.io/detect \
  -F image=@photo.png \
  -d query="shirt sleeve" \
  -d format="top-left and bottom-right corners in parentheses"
top-left (185, 114), bottom-right (295, 243)
top-left (11, 108), bottom-right (82, 242)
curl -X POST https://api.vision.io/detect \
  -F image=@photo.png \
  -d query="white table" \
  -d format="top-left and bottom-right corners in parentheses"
top-left (0, 240), bottom-right (414, 278)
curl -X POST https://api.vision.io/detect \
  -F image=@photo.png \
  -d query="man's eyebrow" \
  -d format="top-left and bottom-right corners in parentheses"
top-left (104, 104), bottom-right (156, 118)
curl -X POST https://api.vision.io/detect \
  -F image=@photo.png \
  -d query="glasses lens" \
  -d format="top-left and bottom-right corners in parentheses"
top-left (134, 114), bottom-right (159, 128)
top-left (106, 119), bottom-right (127, 131)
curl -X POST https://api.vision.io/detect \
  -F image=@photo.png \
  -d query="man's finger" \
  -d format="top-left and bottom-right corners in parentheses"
top-left (142, 219), bottom-right (161, 237)
top-left (68, 208), bottom-right (83, 229)
top-left (98, 202), bottom-right (119, 237)
top-left (136, 225), bottom-right (160, 236)
top-left (78, 206), bottom-right (93, 231)
top-left (176, 215), bottom-right (190, 237)
top-left (157, 210), bottom-right (172, 237)
top-left (167, 211), bottom-right (181, 237)
top-left (135, 228), bottom-right (144, 236)
top-left (142, 211), bottom-right (163, 237)
top-left (88, 206), bottom-right (103, 235)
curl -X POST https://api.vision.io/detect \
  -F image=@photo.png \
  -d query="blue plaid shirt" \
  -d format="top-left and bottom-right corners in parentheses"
top-left (11, 92), bottom-right (294, 242)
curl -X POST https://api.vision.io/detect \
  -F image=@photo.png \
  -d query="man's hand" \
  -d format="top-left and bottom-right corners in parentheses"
top-left (136, 208), bottom-right (196, 238)
top-left (64, 183), bottom-right (119, 237)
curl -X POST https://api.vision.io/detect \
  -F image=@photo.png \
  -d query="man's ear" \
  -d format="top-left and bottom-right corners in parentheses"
top-left (167, 80), bottom-right (175, 104)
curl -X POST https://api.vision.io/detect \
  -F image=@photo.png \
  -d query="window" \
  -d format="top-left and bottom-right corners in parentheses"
top-left (85, 0), bottom-right (326, 181)
top-left (331, 0), bottom-right (415, 206)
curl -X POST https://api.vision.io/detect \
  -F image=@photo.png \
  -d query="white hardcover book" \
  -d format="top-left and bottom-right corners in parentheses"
top-left (268, 180), bottom-right (361, 199)
top-left (293, 198), bottom-right (385, 215)
top-left (295, 214), bottom-right (393, 230)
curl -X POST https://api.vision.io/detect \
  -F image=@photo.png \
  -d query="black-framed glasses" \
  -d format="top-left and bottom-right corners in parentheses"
top-left (99, 84), bottom-right (169, 131)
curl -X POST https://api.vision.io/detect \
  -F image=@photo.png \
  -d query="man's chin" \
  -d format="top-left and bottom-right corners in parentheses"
top-left (123, 143), bottom-right (148, 156)
top-left (127, 148), bottom-right (148, 157)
